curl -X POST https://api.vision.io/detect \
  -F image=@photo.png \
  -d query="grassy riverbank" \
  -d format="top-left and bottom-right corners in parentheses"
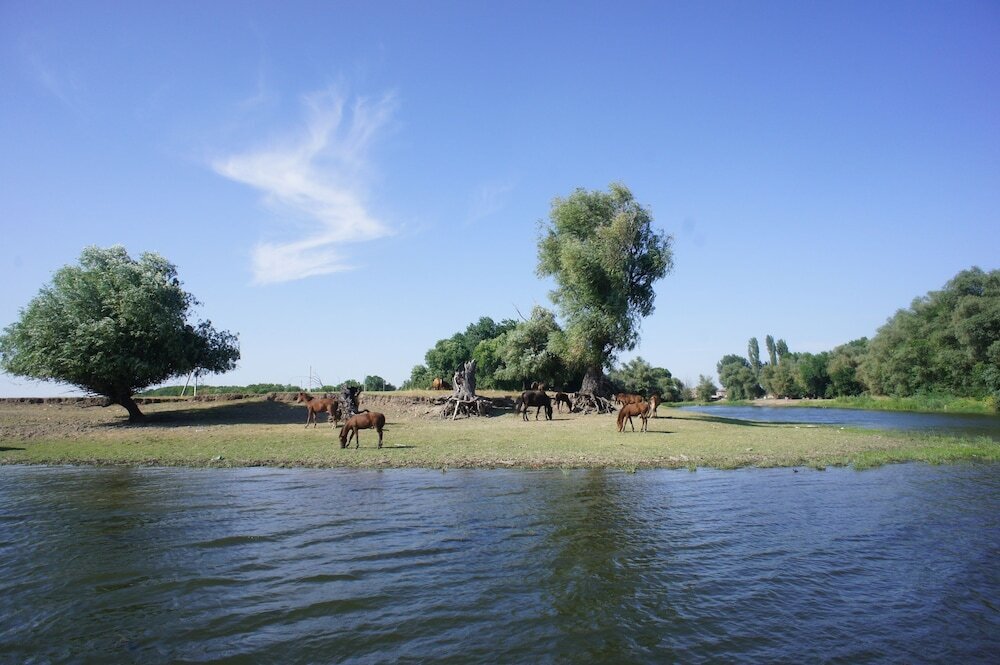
top-left (1, 396), bottom-right (996, 471)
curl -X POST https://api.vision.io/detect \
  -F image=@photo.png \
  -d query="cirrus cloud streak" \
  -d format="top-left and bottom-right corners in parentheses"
top-left (213, 88), bottom-right (395, 284)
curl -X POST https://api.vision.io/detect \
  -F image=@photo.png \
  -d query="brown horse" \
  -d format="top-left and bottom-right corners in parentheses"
top-left (615, 392), bottom-right (644, 406)
top-left (295, 392), bottom-right (341, 428)
top-left (554, 392), bottom-right (573, 412)
top-left (339, 411), bottom-right (386, 449)
top-left (649, 394), bottom-right (663, 417)
top-left (518, 390), bottom-right (552, 421)
top-left (617, 401), bottom-right (650, 432)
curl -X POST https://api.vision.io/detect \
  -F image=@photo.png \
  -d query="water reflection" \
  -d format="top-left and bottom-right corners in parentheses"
top-left (539, 470), bottom-right (657, 660)
top-left (1, 465), bottom-right (997, 663)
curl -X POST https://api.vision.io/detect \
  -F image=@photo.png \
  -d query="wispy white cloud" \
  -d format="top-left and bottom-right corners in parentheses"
top-left (466, 179), bottom-right (516, 225)
top-left (212, 88), bottom-right (395, 284)
top-left (21, 38), bottom-right (87, 111)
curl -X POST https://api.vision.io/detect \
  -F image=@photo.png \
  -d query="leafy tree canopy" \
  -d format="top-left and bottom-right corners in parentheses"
top-left (695, 375), bottom-right (718, 402)
top-left (608, 356), bottom-right (683, 401)
top-left (537, 183), bottom-right (673, 393)
top-left (401, 317), bottom-right (518, 390)
top-left (0, 246), bottom-right (239, 420)
top-left (363, 375), bottom-right (397, 391)
top-left (422, 316), bottom-right (517, 381)
top-left (487, 306), bottom-right (578, 390)
top-left (860, 267), bottom-right (1000, 398)
top-left (716, 354), bottom-right (762, 401)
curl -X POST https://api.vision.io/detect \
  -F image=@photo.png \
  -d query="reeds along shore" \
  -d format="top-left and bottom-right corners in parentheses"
top-left (0, 396), bottom-right (996, 471)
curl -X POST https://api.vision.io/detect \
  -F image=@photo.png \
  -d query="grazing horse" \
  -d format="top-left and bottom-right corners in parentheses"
top-left (649, 394), bottom-right (663, 418)
top-left (295, 392), bottom-right (341, 428)
top-left (519, 390), bottom-right (553, 421)
top-left (554, 392), bottom-right (573, 412)
top-left (339, 411), bottom-right (386, 449)
top-left (615, 392), bottom-right (644, 406)
top-left (617, 401), bottom-right (650, 432)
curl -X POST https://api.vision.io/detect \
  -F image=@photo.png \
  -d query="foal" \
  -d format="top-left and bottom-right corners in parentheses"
top-left (553, 392), bottom-right (573, 412)
top-left (617, 401), bottom-right (650, 432)
top-left (649, 394), bottom-right (662, 418)
top-left (295, 392), bottom-right (341, 428)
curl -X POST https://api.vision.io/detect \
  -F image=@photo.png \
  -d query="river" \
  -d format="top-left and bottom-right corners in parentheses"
top-left (1, 465), bottom-right (997, 663)
top-left (680, 404), bottom-right (1000, 440)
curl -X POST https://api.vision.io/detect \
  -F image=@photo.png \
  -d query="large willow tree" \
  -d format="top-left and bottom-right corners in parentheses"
top-left (537, 183), bottom-right (673, 395)
top-left (0, 246), bottom-right (240, 421)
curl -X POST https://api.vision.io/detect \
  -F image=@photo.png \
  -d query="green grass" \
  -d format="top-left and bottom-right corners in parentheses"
top-left (1, 397), bottom-right (996, 471)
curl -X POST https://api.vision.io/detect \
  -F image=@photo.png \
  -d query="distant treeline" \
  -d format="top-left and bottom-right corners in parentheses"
top-left (141, 376), bottom-right (397, 397)
top-left (717, 267), bottom-right (999, 408)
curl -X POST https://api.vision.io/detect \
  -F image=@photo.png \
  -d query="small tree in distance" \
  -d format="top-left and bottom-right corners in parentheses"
top-left (0, 246), bottom-right (240, 421)
top-left (696, 375), bottom-right (718, 402)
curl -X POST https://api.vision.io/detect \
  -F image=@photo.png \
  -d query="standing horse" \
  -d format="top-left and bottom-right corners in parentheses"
top-left (649, 394), bottom-right (663, 418)
top-left (519, 390), bottom-right (553, 421)
top-left (615, 392), bottom-right (644, 406)
top-left (295, 392), bottom-right (341, 428)
top-left (339, 411), bottom-right (386, 449)
top-left (554, 392), bottom-right (573, 412)
top-left (617, 401), bottom-right (650, 432)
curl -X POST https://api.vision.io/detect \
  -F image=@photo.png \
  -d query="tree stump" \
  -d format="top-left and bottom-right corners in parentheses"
top-left (442, 359), bottom-right (492, 418)
top-left (571, 392), bottom-right (616, 414)
top-left (339, 385), bottom-right (362, 418)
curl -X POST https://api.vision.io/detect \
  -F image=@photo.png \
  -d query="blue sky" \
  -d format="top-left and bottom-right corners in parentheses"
top-left (2, 1), bottom-right (998, 396)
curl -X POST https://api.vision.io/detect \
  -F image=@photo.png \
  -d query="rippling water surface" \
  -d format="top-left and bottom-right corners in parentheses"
top-left (1, 465), bottom-right (997, 663)
top-left (679, 405), bottom-right (1000, 439)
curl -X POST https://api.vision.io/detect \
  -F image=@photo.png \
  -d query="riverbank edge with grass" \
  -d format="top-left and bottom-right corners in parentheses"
top-left (1, 395), bottom-right (997, 472)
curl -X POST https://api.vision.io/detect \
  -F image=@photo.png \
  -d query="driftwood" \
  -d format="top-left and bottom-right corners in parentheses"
top-left (339, 386), bottom-right (362, 418)
top-left (442, 359), bottom-right (492, 419)
top-left (571, 392), bottom-right (616, 414)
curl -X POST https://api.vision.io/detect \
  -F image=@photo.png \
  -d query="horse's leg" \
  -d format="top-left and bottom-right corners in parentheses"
top-left (377, 426), bottom-right (383, 449)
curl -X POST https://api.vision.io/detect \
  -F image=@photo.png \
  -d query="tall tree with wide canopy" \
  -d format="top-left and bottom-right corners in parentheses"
top-left (537, 183), bottom-right (673, 395)
top-left (0, 246), bottom-right (240, 421)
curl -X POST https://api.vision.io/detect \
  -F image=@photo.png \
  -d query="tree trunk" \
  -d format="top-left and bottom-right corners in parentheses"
top-left (579, 366), bottom-right (613, 397)
top-left (444, 360), bottom-right (491, 418)
top-left (116, 395), bottom-right (145, 422)
top-left (453, 360), bottom-right (477, 401)
top-left (571, 366), bottom-right (616, 414)
top-left (340, 386), bottom-right (362, 418)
